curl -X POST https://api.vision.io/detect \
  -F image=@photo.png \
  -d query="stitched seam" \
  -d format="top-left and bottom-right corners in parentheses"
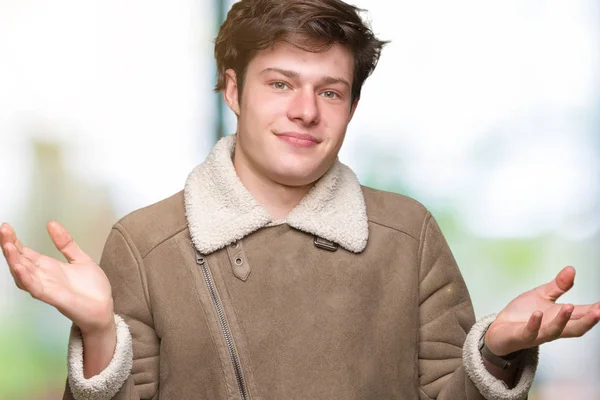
top-left (419, 341), bottom-right (463, 352)
top-left (131, 379), bottom-right (159, 386)
top-left (416, 212), bottom-right (432, 399)
top-left (420, 300), bottom-right (471, 330)
top-left (367, 219), bottom-right (419, 241)
top-left (131, 355), bottom-right (160, 363)
top-left (418, 386), bottom-right (433, 400)
top-left (416, 212), bottom-right (432, 276)
top-left (112, 224), bottom-right (153, 319)
top-left (421, 371), bottom-right (455, 388)
top-left (419, 281), bottom-right (452, 307)
top-left (142, 224), bottom-right (188, 259)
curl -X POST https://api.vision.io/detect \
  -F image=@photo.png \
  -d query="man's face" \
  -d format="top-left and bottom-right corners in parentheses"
top-left (224, 41), bottom-right (357, 187)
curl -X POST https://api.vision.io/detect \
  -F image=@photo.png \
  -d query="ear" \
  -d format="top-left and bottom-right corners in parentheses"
top-left (223, 69), bottom-right (240, 116)
top-left (348, 98), bottom-right (359, 122)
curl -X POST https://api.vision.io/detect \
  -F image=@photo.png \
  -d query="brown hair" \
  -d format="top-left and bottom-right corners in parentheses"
top-left (214, 0), bottom-right (388, 103)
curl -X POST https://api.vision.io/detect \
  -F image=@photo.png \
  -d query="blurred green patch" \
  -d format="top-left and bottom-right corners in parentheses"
top-left (0, 316), bottom-right (67, 399)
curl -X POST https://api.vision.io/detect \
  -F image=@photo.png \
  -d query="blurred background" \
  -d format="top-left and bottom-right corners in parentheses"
top-left (0, 0), bottom-right (598, 398)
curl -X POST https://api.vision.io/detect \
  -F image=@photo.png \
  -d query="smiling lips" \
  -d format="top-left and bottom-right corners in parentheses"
top-left (276, 132), bottom-right (321, 148)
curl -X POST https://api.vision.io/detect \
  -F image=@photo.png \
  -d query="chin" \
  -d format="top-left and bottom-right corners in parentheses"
top-left (269, 161), bottom-right (328, 187)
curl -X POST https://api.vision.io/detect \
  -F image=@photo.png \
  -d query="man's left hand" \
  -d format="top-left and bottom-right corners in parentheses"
top-left (485, 266), bottom-right (600, 356)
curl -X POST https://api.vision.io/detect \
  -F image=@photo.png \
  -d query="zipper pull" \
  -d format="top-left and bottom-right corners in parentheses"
top-left (196, 252), bottom-right (205, 265)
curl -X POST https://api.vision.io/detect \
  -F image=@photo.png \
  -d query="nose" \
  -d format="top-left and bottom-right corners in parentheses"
top-left (287, 88), bottom-right (320, 126)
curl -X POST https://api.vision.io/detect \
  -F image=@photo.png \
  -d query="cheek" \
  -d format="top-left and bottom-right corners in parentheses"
top-left (242, 91), bottom-right (287, 129)
top-left (322, 108), bottom-right (350, 139)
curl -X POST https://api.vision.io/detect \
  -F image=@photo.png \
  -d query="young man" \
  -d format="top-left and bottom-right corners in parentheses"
top-left (2, 0), bottom-right (599, 399)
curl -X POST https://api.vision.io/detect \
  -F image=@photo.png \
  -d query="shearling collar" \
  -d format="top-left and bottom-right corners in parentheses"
top-left (184, 134), bottom-right (368, 254)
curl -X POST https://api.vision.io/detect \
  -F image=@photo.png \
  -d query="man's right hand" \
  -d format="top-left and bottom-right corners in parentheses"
top-left (1, 221), bottom-right (118, 377)
top-left (1, 221), bottom-right (114, 335)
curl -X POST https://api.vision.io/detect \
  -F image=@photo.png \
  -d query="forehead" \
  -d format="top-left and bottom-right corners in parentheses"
top-left (246, 42), bottom-right (354, 82)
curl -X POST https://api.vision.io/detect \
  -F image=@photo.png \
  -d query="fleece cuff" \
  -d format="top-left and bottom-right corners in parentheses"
top-left (463, 314), bottom-right (539, 400)
top-left (67, 314), bottom-right (133, 400)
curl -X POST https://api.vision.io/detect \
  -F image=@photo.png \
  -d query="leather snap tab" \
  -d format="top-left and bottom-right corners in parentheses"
top-left (314, 236), bottom-right (338, 252)
top-left (226, 240), bottom-right (251, 281)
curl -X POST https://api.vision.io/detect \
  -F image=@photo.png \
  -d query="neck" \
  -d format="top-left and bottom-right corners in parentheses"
top-left (233, 150), bottom-right (312, 220)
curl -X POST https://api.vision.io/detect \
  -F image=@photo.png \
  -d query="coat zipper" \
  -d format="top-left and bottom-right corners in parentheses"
top-left (196, 253), bottom-right (249, 400)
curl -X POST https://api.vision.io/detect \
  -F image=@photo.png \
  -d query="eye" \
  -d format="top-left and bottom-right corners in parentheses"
top-left (271, 81), bottom-right (290, 90)
top-left (321, 90), bottom-right (340, 99)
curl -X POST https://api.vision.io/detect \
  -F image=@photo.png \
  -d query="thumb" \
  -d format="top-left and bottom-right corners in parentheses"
top-left (539, 266), bottom-right (576, 302)
top-left (46, 221), bottom-right (92, 263)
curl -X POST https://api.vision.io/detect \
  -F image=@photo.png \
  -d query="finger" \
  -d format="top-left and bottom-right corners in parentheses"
top-left (46, 221), bottom-right (92, 263)
top-left (11, 263), bottom-right (29, 291)
top-left (537, 266), bottom-right (576, 302)
top-left (0, 225), bottom-right (8, 252)
top-left (7, 262), bottom-right (25, 291)
top-left (3, 242), bottom-right (22, 270)
top-left (21, 246), bottom-right (44, 265)
top-left (13, 262), bottom-right (43, 299)
top-left (0, 223), bottom-right (24, 252)
top-left (8, 225), bottom-right (25, 252)
top-left (0, 223), bottom-right (14, 246)
top-left (561, 303), bottom-right (600, 338)
top-left (19, 251), bottom-right (40, 274)
top-left (5, 242), bottom-right (40, 273)
top-left (8, 248), bottom-right (46, 301)
top-left (7, 257), bottom-right (34, 292)
top-left (4, 243), bottom-right (39, 290)
top-left (569, 302), bottom-right (600, 320)
top-left (521, 310), bottom-right (543, 342)
top-left (538, 304), bottom-right (574, 340)
top-left (1, 224), bottom-right (15, 255)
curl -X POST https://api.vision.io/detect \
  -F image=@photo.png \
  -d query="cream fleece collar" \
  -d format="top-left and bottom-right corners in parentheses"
top-left (184, 134), bottom-right (368, 254)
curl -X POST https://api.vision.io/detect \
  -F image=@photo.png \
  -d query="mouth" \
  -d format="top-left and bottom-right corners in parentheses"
top-left (276, 132), bottom-right (321, 148)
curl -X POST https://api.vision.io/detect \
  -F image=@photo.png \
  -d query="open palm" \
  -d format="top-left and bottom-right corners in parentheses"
top-left (1, 221), bottom-right (114, 335)
top-left (485, 266), bottom-right (600, 356)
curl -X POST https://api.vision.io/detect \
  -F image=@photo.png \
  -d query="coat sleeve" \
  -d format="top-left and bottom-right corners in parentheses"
top-left (62, 225), bottom-right (160, 400)
top-left (417, 213), bottom-right (538, 400)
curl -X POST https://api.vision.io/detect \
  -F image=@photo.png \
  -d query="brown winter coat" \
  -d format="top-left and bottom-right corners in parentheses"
top-left (63, 135), bottom-right (537, 400)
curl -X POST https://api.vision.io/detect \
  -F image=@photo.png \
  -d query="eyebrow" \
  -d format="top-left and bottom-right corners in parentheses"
top-left (260, 67), bottom-right (351, 88)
